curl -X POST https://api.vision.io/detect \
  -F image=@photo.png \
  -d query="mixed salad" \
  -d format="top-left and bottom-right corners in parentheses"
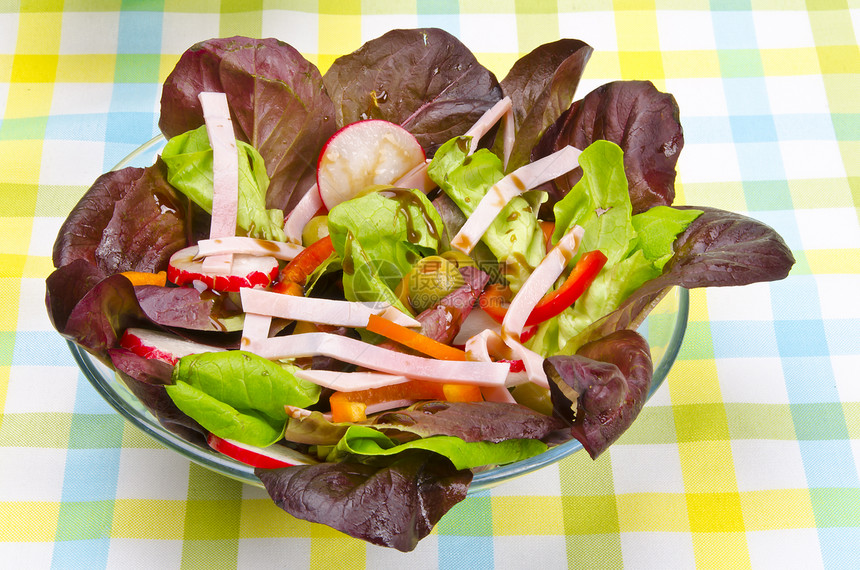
top-left (46, 30), bottom-right (795, 551)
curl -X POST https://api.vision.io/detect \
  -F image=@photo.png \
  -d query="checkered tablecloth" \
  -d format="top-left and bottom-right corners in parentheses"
top-left (2, 2), bottom-right (858, 568)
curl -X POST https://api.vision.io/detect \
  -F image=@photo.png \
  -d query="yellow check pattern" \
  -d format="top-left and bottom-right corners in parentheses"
top-left (2, 1), bottom-right (858, 568)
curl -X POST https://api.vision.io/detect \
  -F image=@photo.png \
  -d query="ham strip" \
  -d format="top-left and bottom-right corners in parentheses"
top-left (198, 92), bottom-right (239, 274)
top-left (501, 225), bottom-right (584, 339)
top-left (246, 332), bottom-right (509, 387)
top-left (283, 184), bottom-right (322, 244)
top-left (450, 145), bottom-right (581, 254)
top-left (293, 369), bottom-right (410, 391)
top-left (195, 236), bottom-right (303, 261)
top-left (241, 312), bottom-right (273, 348)
top-left (464, 96), bottom-right (515, 169)
top-left (239, 288), bottom-right (420, 328)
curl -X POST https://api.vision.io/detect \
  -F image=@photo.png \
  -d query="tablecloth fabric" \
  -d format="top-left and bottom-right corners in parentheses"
top-left (1, 1), bottom-right (858, 568)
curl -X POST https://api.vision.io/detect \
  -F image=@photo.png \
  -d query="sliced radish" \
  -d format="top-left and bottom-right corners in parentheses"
top-left (194, 236), bottom-right (303, 261)
top-left (168, 245), bottom-right (278, 292)
top-left (120, 327), bottom-right (223, 365)
top-left (316, 119), bottom-right (426, 210)
top-left (206, 433), bottom-right (315, 469)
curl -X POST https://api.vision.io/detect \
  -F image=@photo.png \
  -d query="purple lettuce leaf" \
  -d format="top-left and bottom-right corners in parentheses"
top-left (374, 400), bottom-right (565, 443)
top-left (534, 80), bottom-right (683, 215)
top-left (256, 451), bottom-right (471, 552)
top-left (500, 39), bottom-right (593, 171)
top-left (53, 162), bottom-right (187, 275)
top-left (109, 349), bottom-right (208, 446)
top-left (46, 264), bottom-right (149, 363)
top-left (134, 285), bottom-right (241, 333)
top-left (159, 36), bottom-right (337, 213)
top-left (571, 206), bottom-right (796, 349)
top-left (322, 28), bottom-right (503, 156)
top-left (545, 329), bottom-right (653, 458)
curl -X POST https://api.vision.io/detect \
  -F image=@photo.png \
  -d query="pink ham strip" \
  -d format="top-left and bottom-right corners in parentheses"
top-left (393, 159), bottom-right (435, 193)
top-left (293, 369), bottom-right (411, 392)
top-left (240, 313), bottom-right (273, 349)
top-left (239, 288), bottom-right (420, 328)
top-left (195, 236), bottom-right (303, 261)
top-left (501, 225), bottom-right (584, 339)
top-left (450, 145), bottom-right (582, 254)
top-left (464, 96), bottom-right (514, 169)
top-left (199, 92), bottom-right (239, 274)
top-left (246, 332), bottom-right (509, 387)
top-left (283, 184), bottom-right (322, 244)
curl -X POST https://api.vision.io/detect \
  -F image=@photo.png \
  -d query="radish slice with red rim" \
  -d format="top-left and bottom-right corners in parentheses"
top-left (316, 119), bottom-right (426, 210)
top-left (168, 245), bottom-right (278, 292)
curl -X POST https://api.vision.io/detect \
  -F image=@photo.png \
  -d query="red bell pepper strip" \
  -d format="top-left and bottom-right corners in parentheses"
top-left (270, 235), bottom-right (334, 293)
top-left (477, 250), bottom-right (608, 328)
top-left (524, 250), bottom-right (608, 326)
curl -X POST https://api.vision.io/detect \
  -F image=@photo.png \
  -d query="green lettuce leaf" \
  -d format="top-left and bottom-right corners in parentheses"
top-left (166, 351), bottom-right (321, 447)
top-left (528, 141), bottom-right (702, 356)
top-left (161, 125), bottom-right (285, 241)
top-left (428, 137), bottom-right (546, 291)
top-left (327, 188), bottom-right (444, 312)
top-left (328, 425), bottom-right (547, 471)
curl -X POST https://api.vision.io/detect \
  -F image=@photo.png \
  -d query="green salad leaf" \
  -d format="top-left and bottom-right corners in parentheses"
top-left (328, 425), bottom-right (547, 471)
top-left (327, 188), bottom-right (444, 313)
top-left (528, 141), bottom-right (702, 356)
top-left (161, 125), bottom-right (286, 241)
top-left (428, 136), bottom-right (547, 291)
top-left (166, 351), bottom-right (321, 447)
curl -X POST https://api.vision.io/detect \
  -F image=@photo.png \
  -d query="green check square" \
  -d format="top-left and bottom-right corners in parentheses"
top-left (114, 54), bottom-right (161, 83)
top-left (436, 494), bottom-right (493, 536)
top-left (743, 180), bottom-right (794, 211)
top-left (616, 405), bottom-right (678, 444)
top-left (674, 403), bottom-right (731, 442)
top-left (718, 50), bottom-right (764, 78)
top-left (561, 494), bottom-right (619, 534)
top-left (0, 117), bottom-right (49, 141)
top-left (791, 402), bottom-right (850, 440)
top-left (809, 488), bottom-right (860, 527)
top-left (677, 321), bottom-right (715, 361)
top-left (0, 413), bottom-right (73, 447)
top-left (183, 501), bottom-right (242, 540)
top-left (725, 403), bottom-right (798, 440)
top-left (68, 414), bottom-right (125, 449)
top-left (0, 183), bottom-right (39, 216)
top-left (55, 501), bottom-right (114, 540)
top-left (0, 331), bottom-right (14, 365)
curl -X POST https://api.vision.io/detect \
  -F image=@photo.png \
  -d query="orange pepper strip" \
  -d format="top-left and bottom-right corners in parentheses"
top-left (477, 283), bottom-right (510, 324)
top-left (329, 379), bottom-right (482, 423)
top-left (121, 270), bottom-right (167, 287)
top-left (365, 314), bottom-right (468, 361)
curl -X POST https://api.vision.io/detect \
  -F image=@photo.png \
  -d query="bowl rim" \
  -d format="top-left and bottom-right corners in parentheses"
top-left (70, 134), bottom-right (691, 492)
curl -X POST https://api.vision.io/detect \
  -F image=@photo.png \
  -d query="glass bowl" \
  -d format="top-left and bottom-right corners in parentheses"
top-left (69, 135), bottom-right (689, 493)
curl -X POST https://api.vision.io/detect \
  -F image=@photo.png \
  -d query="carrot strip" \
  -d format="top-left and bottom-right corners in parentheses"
top-left (121, 270), bottom-right (167, 287)
top-left (365, 314), bottom-right (467, 361)
top-left (329, 379), bottom-right (482, 423)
